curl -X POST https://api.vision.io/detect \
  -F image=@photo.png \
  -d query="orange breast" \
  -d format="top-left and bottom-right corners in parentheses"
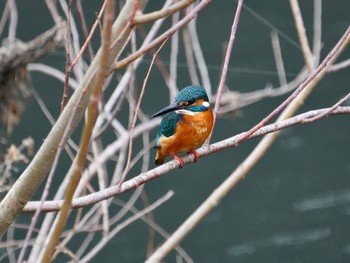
top-left (157, 107), bottom-right (214, 159)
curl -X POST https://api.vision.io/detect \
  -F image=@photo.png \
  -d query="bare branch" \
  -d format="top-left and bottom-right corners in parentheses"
top-left (22, 106), bottom-right (350, 214)
top-left (302, 91), bottom-right (350, 123)
top-left (115, 0), bottom-right (212, 70)
top-left (131, 0), bottom-right (195, 26)
top-left (289, 0), bottom-right (315, 71)
top-left (208, 0), bottom-right (244, 144)
top-left (79, 190), bottom-right (174, 263)
top-left (271, 31), bottom-right (287, 87)
top-left (117, 39), bottom-right (168, 188)
top-left (312, 0), bottom-right (322, 65)
top-left (328, 58), bottom-right (350, 72)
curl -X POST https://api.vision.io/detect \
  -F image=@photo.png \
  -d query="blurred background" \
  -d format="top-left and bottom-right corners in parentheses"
top-left (1, 1), bottom-right (350, 262)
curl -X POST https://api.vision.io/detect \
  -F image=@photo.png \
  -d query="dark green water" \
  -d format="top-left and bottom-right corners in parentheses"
top-left (1, 1), bottom-right (350, 262)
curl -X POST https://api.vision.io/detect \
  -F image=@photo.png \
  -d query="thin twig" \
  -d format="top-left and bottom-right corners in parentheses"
top-left (236, 26), bottom-right (350, 144)
top-left (115, 0), bottom-right (212, 70)
top-left (302, 91), bottom-right (350, 123)
top-left (117, 39), bottom-right (168, 189)
top-left (312, 0), bottom-right (322, 65)
top-left (207, 0), bottom-right (244, 144)
top-left (61, 0), bottom-right (107, 112)
top-left (182, 24), bottom-right (199, 84)
top-left (99, 0), bottom-right (172, 121)
top-left (45, 0), bottom-right (61, 24)
top-left (76, 0), bottom-right (95, 60)
top-left (188, 16), bottom-right (212, 96)
top-left (169, 11), bottom-right (180, 101)
top-left (328, 58), bottom-right (350, 72)
top-left (289, 0), bottom-right (314, 71)
top-left (131, 0), bottom-right (195, 26)
top-left (271, 31), bottom-right (287, 87)
top-left (79, 191), bottom-right (174, 263)
top-left (60, 0), bottom-right (72, 111)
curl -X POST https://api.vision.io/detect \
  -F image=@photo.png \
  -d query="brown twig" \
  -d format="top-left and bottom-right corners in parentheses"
top-left (60, 0), bottom-right (72, 111)
top-left (207, 0), bottom-right (244, 144)
top-left (76, 0), bottom-right (95, 60)
top-left (61, 1), bottom-right (107, 111)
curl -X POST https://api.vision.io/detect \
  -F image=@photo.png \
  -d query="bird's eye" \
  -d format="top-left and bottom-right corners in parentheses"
top-left (188, 98), bottom-right (195, 105)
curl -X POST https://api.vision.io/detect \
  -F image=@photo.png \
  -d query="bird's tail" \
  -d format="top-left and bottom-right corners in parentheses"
top-left (155, 150), bottom-right (166, 165)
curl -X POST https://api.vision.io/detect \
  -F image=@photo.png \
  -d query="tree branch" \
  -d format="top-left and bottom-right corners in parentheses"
top-left (131, 0), bottom-right (195, 26)
top-left (0, 0), bottom-right (148, 237)
top-left (22, 106), bottom-right (350, 213)
top-left (289, 0), bottom-right (314, 71)
top-left (114, 0), bottom-right (212, 70)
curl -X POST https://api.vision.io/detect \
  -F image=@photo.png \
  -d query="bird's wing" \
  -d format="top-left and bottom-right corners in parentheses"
top-left (154, 112), bottom-right (181, 148)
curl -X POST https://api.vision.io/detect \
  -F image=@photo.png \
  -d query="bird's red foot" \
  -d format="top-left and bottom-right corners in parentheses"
top-left (171, 152), bottom-right (184, 168)
top-left (188, 149), bottom-right (199, 162)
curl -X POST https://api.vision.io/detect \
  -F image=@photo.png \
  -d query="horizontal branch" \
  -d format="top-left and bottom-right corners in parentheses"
top-left (131, 0), bottom-right (195, 26)
top-left (22, 106), bottom-right (350, 213)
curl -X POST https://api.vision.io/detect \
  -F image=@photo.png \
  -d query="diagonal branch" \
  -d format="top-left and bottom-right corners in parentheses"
top-left (114, 0), bottom-right (212, 70)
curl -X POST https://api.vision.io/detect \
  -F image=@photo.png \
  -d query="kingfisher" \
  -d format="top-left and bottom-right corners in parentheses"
top-left (152, 85), bottom-right (214, 167)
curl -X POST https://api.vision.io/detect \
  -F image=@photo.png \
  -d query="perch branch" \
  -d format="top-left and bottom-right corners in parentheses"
top-left (22, 106), bottom-right (350, 213)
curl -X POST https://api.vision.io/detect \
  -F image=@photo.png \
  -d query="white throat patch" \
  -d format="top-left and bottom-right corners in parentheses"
top-left (175, 109), bottom-right (200, 116)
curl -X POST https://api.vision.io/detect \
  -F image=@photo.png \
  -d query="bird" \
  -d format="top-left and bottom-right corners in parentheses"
top-left (152, 85), bottom-right (214, 167)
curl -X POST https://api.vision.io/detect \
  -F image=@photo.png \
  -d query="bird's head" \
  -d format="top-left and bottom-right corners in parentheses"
top-left (152, 85), bottom-right (210, 118)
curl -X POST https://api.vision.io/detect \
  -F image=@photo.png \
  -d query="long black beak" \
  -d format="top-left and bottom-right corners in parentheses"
top-left (151, 102), bottom-right (184, 118)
